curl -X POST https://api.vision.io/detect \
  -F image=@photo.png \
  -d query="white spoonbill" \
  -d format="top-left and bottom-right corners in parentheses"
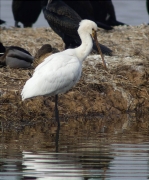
top-left (21, 19), bottom-right (107, 126)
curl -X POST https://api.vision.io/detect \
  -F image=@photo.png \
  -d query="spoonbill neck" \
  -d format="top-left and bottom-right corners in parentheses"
top-left (75, 32), bottom-right (93, 62)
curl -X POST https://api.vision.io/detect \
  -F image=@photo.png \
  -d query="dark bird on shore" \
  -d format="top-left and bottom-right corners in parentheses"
top-left (147, 0), bottom-right (149, 14)
top-left (63, 0), bottom-right (113, 30)
top-left (0, 19), bottom-right (6, 25)
top-left (43, 0), bottom-right (112, 55)
top-left (12, 0), bottom-right (42, 27)
top-left (146, 0), bottom-right (149, 25)
top-left (0, 43), bottom-right (33, 68)
top-left (0, 42), bottom-right (6, 57)
top-left (147, 0), bottom-right (149, 24)
top-left (90, 0), bottom-right (126, 27)
top-left (33, 44), bottom-right (59, 67)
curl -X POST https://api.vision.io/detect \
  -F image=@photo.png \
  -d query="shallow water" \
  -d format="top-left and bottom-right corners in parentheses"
top-left (0, 115), bottom-right (149, 180)
top-left (0, 1), bottom-right (149, 179)
top-left (1, 0), bottom-right (149, 27)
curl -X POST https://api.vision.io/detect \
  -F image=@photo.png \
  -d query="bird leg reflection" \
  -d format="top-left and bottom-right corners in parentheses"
top-left (55, 95), bottom-right (60, 127)
top-left (55, 124), bottom-right (60, 152)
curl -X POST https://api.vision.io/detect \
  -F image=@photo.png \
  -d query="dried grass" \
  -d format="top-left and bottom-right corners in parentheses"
top-left (0, 25), bottom-right (149, 130)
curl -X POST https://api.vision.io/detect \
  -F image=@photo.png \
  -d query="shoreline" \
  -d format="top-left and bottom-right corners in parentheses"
top-left (0, 25), bottom-right (149, 127)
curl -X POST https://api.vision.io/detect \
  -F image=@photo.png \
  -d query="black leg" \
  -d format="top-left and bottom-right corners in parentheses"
top-left (55, 95), bottom-right (60, 127)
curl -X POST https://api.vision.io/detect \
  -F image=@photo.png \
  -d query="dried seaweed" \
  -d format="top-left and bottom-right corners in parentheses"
top-left (0, 25), bottom-right (149, 129)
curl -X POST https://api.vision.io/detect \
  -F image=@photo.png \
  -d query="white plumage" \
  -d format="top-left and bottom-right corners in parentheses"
top-left (21, 19), bottom-right (105, 126)
top-left (21, 50), bottom-right (82, 100)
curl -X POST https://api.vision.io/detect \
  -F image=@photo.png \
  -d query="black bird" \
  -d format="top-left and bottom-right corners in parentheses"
top-left (147, 0), bottom-right (149, 13)
top-left (42, 0), bottom-right (113, 30)
top-left (43, 0), bottom-right (112, 55)
top-left (0, 43), bottom-right (33, 68)
top-left (0, 19), bottom-right (6, 25)
top-left (90, 0), bottom-right (126, 26)
top-left (12, 0), bottom-right (42, 27)
top-left (63, 0), bottom-right (113, 30)
top-left (0, 42), bottom-right (6, 57)
top-left (147, 0), bottom-right (149, 23)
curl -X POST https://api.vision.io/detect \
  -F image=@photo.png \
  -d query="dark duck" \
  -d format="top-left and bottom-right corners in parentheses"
top-left (43, 0), bottom-right (112, 55)
top-left (0, 42), bottom-right (33, 68)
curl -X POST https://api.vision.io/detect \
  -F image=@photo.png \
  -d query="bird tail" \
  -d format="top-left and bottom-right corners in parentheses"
top-left (21, 77), bottom-right (39, 101)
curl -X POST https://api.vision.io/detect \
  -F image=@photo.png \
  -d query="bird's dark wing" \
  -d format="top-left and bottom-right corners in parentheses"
top-left (7, 46), bottom-right (32, 56)
top-left (95, 21), bottom-right (113, 30)
top-left (94, 43), bottom-right (112, 56)
top-left (0, 42), bottom-right (6, 54)
top-left (63, 1), bottom-right (113, 30)
top-left (146, 0), bottom-right (149, 14)
top-left (12, 0), bottom-right (42, 27)
top-left (0, 19), bottom-right (6, 25)
top-left (63, 0), bottom-right (94, 20)
top-left (43, 0), bottom-right (112, 55)
top-left (43, 1), bottom-right (81, 44)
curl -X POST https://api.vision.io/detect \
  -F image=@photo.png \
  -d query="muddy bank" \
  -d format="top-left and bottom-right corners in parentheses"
top-left (0, 25), bottom-right (149, 125)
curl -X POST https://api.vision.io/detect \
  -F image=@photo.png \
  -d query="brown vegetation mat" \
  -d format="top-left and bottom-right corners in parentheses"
top-left (0, 25), bottom-right (149, 129)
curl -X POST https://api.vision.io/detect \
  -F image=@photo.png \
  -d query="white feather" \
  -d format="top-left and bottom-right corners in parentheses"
top-left (22, 50), bottom-right (82, 100)
top-left (21, 20), bottom-right (98, 101)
